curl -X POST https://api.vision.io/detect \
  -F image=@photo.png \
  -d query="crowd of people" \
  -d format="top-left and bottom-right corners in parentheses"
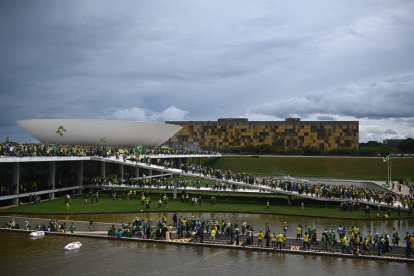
top-left (0, 142), bottom-right (215, 158)
top-left (2, 142), bottom-right (413, 210)
top-left (181, 164), bottom-right (414, 210)
top-left (101, 214), bottom-right (414, 258)
top-left (4, 213), bottom-right (414, 258)
top-left (4, 218), bottom-right (68, 233)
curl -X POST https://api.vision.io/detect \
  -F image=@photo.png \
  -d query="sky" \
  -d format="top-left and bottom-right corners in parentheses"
top-left (1, 0), bottom-right (414, 143)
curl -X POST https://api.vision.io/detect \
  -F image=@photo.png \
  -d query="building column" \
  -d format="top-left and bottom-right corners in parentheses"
top-left (119, 164), bottom-right (124, 181)
top-left (173, 178), bottom-right (177, 199)
top-left (49, 162), bottom-right (56, 200)
top-left (177, 158), bottom-right (182, 170)
top-left (287, 195), bottom-right (292, 205)
top-left (148, 169), bottom-right (152, 177)
top-left (135, 167), bottom-right (140, 178)
top-left (100, 161), bottom-right (106, 177)
top-left (12, 163), bottom-right (20, 205)
top-left (77, 161), bottom-right (84, 187)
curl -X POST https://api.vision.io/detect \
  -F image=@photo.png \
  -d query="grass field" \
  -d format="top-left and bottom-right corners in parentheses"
top-left (1, 193), bottom-right (411, 220)
top-left (203, 156), bottom-right (414, 180)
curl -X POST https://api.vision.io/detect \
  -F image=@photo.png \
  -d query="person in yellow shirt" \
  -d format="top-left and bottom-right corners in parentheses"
top-left (211, 228), bottom-right (216, 241)
top-left (296, 225), bottom-right (302, 240)
top-left (362, 238), bottom-right (370, 254)
top-left (303, 232), bottom-right (310, 250)
top-left (257, 230), bottom-right (264, 247)
top-left (341, 235), bottom-right (348, 253)
top-left (277, 232), bottom-right (285, 250)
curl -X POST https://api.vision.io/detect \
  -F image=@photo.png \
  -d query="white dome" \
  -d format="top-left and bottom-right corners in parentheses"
top-left (17, 119), bottom-right (182, 147)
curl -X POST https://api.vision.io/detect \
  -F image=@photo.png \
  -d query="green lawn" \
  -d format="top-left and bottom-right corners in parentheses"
top-left (203, 156), bottom-right (414, 180)
top-left (1, 193), bottom-right (411, 220)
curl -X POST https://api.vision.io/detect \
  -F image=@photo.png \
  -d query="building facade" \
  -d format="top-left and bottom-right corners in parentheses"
top-left (166, 118), bottom-right (359, 151)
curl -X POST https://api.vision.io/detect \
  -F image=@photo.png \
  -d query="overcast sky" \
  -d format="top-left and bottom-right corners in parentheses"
top-left (1, 0), bottom-right (413, 143)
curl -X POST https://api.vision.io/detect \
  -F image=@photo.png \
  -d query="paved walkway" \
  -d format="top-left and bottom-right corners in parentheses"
top-left (97, 156), bottom-right (411, 210)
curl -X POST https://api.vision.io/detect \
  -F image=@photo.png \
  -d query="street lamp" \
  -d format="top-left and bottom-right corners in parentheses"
top-left (377, 153), bottom-right (392, 188)
top-left (383, 154), bottom-right (392, 187)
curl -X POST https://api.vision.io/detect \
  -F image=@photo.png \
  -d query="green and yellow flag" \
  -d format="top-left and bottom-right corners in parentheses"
top-left (135, 144), bottom-right (142, 153)
top-left (56, 126), bottom-right (66, 136)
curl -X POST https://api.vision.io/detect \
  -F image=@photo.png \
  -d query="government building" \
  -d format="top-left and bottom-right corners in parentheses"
top-left (166, 118), bottom-right (359, 151)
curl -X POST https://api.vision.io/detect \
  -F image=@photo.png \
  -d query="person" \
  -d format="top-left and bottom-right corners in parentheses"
top-left (272, 232), bottom-right (277, 248)
top-left (341, 235), bottom-right (348, 254)
top-left (283, 222), bottom-right (288, 237)
top-left (276, 232), bottom-right (285, 250)
top-left (296, 225), bottom-right (302, 240)
top-left (197, 225), bottom-right (204, 243)
top-left (173, 213), bottom-right (177, 227)
top-left (211, 227), bottom-right (216, 241)
top-left (265, 230), bottom-right (270, 248)
top-left (89, 217), bottom-right (94, 232)
top-left (235, 226), bottom-right (240, 245)
top-left (362, 238), bottom-right (370, 254)
top-left (392, 228), bottom-right (400, 247)
top-left (257, 230), bottom-right (264, 247)
top-left (70, 222), bottom-right (76, 233)
top-left (410, 232), bottom-right (414, 256)
top-left (266, 200), bottom-right (270, 210)
top-left (228, 224), bottom-right (234, 244)
top-left (64, 198), bottom-right (69, 210)
top-left (303, 232), bottom-right (310, 251)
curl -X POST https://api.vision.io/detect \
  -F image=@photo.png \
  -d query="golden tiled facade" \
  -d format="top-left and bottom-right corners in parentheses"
top-left (166, 118), bottom-right (359, 150)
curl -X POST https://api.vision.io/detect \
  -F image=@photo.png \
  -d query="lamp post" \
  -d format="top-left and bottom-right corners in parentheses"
top-left (383, 154), bottom-right (391, 187)
top-left (378, 153), bottom-right (391, 188)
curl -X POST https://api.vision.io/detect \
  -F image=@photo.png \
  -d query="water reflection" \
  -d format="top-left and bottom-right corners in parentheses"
top-left (0, 231), bottom-right (413, 275)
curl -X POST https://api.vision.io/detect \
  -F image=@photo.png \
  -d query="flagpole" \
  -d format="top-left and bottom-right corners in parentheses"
top-left (388, 159), bottom-right (390, 184)
top-left (389, 156), bottom-right (392, 185)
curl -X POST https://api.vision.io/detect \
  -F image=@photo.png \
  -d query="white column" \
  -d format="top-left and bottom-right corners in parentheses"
top-left (78, 161), bottom-right (84, 187)
top-left (120, 164), bottom-right (124, 181)
top-left (100, 161), bottom-right (106, 177)
top-left (49, 162), bottom-right (56, 199)
top-left (12, 163), bottom-right (20, 205)
top-left (173, 178), bottom-right (177, 199)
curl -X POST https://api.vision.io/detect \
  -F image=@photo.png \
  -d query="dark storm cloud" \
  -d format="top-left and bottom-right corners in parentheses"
top-left (0, 0), bottom-right (413, 142)
top-left (250, 75), bottom-right (414, 119)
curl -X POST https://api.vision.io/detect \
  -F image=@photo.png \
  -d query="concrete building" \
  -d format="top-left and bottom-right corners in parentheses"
top-left (18, 119), bottom-right (182, 147)
top-left (383, 139), bottom-right (405, 146)
top-left (0, 119), bottom-right (186, 206)
top-left (166, 118), bottom-right (359, 151)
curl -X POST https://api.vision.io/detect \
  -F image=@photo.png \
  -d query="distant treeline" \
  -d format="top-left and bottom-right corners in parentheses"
top-left (203, 138), bottom-right (414, 156)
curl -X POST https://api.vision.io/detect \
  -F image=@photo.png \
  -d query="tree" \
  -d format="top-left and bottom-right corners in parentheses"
top-left (398, 138), bottom-right (414, 153)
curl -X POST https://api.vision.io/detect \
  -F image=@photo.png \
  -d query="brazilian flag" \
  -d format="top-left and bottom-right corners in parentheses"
top-left (135, 144), bottom-right (142, 153)
top-left (56, 126), bottom-right (66, 136)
